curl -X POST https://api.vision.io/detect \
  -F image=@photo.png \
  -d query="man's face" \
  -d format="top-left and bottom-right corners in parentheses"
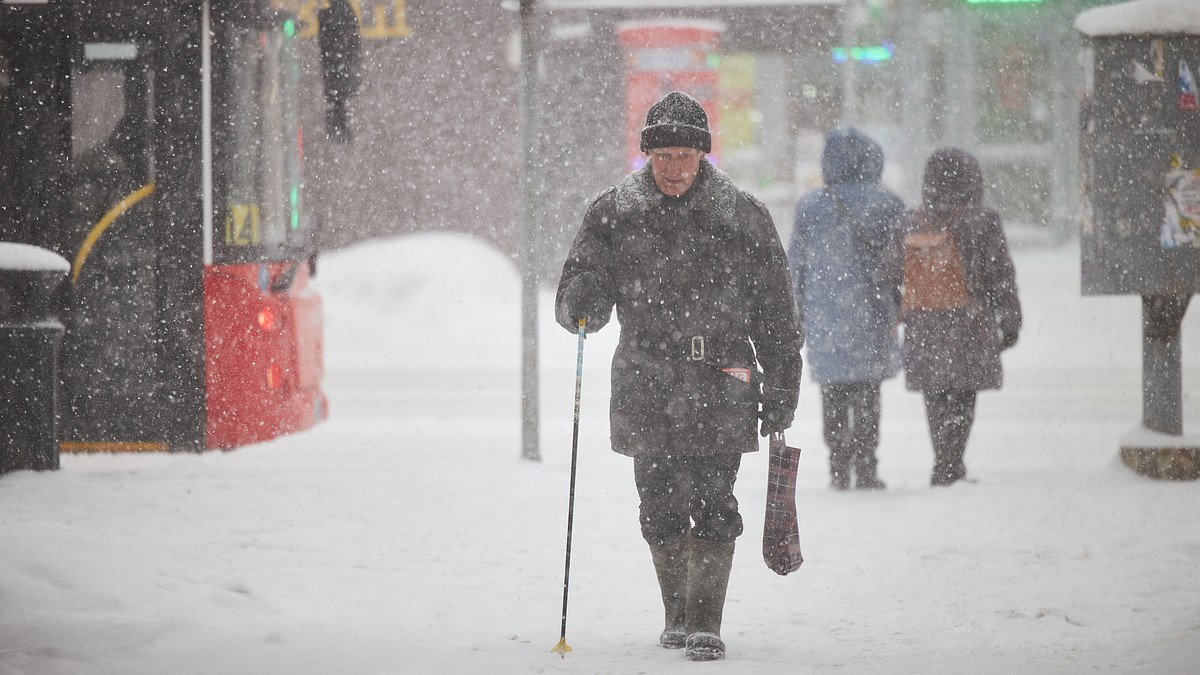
top-left (648, 146), bottom-right (704, 197)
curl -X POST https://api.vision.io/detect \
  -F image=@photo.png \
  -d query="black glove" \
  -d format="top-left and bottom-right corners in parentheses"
top-left (992, 309), bottom-right (1019, 351)
top-left (556, 277), bottom-right (611, 333)
top-left (566, 305), bottom-right (610, 334)
top-left (759, 405), bottom-right (794, 438)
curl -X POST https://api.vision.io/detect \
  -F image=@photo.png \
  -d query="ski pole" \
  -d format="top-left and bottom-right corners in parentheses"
top-left (551, 317), bottom-right (586, 659)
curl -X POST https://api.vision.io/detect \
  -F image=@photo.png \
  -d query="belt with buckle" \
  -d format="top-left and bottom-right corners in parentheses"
top-left (632, 332), bottom-right (748, 365)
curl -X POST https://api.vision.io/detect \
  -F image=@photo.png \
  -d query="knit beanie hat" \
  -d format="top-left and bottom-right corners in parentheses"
top-left (639, 91), bottom-right (711, 153)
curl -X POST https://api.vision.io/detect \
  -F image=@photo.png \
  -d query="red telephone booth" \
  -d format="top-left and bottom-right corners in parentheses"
top-left (616, 20), bottom-right (724, 172)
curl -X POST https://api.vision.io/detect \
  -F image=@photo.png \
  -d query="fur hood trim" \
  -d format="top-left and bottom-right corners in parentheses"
top-left (613, 158), bottom-right (738, 226)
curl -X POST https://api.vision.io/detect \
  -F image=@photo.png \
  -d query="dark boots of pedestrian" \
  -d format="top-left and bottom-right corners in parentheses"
top-left (930, 440), bottom-right (967, 486)
top-left (830, 454), bottom-right (886, 490)
top-left (925, 390), bottom-right (976, 487)
top-left (829, 441), bottom-right (852, 491)
top-left (855, 470), bottom-right (886, 490)
top-left (931, 455), bottom-right (967, 486)
top-left (830, 464), bottom-right (851, 491)
top-left (854, 455), bottom-right (887, 490)
top-left (684, 537), bottom-right (735, 661)
top-left (825, 394), bottom-right (886, 490)
top-left (649, 534), bottom-right (688, 649)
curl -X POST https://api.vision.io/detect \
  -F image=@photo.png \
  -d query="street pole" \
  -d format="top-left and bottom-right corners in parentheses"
top-left (1141, 295), bottom-right (1190, 436)
top-left (519, 0), bottom-right (541, 461)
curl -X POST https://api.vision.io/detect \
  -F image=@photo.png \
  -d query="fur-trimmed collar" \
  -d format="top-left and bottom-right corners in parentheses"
top-left (613, 158), bottom-right (738, 226)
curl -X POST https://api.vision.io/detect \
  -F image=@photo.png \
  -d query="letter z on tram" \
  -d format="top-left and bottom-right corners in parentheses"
top-left (0, 0), bottom-right (328, 452)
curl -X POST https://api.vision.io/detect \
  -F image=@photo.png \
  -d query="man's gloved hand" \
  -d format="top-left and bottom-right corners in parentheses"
top-left (556, 277), bottom-right (611, 333)
top-left (759, 405), bottom-right (793, 438)
top-left (564, 306), bottom-right (609, 333)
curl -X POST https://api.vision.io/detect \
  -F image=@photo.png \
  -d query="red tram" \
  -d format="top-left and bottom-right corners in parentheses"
top-left (0, 0), bottom-right (334, 451)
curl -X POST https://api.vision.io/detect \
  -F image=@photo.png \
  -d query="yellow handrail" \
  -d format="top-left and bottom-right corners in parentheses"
top-left (71, 182), bottom-right (156, 286)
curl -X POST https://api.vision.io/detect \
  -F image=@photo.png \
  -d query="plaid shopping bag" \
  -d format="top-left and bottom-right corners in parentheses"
top-left (763, 432), bottom-right (803, 575)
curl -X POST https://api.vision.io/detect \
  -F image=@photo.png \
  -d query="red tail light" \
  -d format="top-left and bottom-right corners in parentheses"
top-left (266, 364), bottom-right (282, 389)
top-left (258, 307), bottom-right (277, 331)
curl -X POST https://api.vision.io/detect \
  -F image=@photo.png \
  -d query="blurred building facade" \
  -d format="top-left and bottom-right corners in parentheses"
top-left (856, 0), bottom-right (1120, 245)
top-left (292, 0), bottom-right (1129, 275)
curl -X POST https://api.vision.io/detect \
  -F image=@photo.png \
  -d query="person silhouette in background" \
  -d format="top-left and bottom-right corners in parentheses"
top-left (788, 127), bottom-right (906, 491)
top-left (900, 148), bottom-right (1021, 486)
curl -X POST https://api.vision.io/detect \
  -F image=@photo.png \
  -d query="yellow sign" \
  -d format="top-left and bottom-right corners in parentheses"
top-left (274, 0), bottom-right (412, 41)
top-left (226, 204), bottom-right (262, 246)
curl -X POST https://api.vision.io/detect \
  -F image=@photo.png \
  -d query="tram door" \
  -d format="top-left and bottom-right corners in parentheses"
top-left (61, 38), bottom-right (166, 450)
top-left (5, 2), bottom-right (323, 453)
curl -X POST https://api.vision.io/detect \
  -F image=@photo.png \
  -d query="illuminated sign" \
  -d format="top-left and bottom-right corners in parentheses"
top-left (832, 42), bottom-right (894, 64)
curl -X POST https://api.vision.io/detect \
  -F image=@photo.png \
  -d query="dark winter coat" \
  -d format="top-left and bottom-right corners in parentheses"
top-left (787, 127), bottom-right (906, 385)
top-left (555, 158), bottom-right (804, 457)
top-left (901, 148), bottom-right (1022, 392)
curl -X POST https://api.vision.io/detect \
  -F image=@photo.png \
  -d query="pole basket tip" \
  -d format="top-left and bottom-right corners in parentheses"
top-left (550, 637), bottom-right (572, 658)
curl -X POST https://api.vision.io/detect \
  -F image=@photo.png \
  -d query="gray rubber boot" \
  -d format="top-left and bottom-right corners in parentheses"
top-left (684, 537), bottom-right (735, 661)
top-left (649, 535), bottom-right (689, 649)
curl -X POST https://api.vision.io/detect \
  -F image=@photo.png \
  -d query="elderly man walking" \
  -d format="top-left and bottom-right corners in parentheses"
top-left (555, 91), bottom-right (803, 661)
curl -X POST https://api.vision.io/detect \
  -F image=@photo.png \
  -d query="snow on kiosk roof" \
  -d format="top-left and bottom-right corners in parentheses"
top-left (0, 243), bottom-right (70, 273)
top-left (1075, 0), bottom-right (1200, 37)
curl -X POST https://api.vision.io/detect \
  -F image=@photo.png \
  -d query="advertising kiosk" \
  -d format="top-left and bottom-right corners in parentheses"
top-left (1077, 0), bottom-right (1200, 479)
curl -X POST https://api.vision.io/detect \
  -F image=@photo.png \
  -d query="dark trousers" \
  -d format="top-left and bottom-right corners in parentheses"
top-left (820, 382), bottom-right (882, 479)
top-left (634, 452), bottom-right (743, 547)
top-left (923, 389), bottom-right (977, 485)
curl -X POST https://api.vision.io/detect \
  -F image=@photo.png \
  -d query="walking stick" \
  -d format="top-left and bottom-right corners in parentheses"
top-left (551, 318), bottom-right (586, 659)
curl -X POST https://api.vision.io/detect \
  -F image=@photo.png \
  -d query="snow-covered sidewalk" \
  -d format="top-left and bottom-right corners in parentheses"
top-left (1, 234), bottom-right (1197, 674)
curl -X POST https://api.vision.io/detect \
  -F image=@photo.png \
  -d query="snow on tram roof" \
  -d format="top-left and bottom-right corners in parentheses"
top-left (1076, 0), bottom-right (1200, 38)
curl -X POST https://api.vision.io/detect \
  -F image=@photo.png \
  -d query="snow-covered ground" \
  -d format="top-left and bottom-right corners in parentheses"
top-left (1, 232), bottom-right (1198, 674)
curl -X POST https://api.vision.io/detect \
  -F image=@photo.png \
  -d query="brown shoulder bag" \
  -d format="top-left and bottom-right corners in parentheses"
top-left (901, 207), bottom-right (972, 312)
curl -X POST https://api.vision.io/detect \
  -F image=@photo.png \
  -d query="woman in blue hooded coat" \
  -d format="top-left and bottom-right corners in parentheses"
top-left (787, 127), bottom-right (906, 490)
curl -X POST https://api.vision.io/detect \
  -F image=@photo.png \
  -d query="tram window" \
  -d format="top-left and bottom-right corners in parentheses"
top-left (71, 65), bottom-right (125, 159)
top-left (218, 20), bottom-right (306, 263)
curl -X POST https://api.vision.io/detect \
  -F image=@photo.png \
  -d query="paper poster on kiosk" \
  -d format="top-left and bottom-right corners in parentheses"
top-left (1162, 153), bottom-right (1200, 248)
top-left (1177, 60), bottom-right (1198, 110)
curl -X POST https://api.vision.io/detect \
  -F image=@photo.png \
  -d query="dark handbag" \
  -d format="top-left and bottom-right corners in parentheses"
top-left (762, 432), bottom-right (804, 575)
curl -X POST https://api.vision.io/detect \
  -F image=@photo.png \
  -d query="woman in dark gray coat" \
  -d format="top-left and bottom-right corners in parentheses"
top-left (901, 148), bottom-right (1022, 486)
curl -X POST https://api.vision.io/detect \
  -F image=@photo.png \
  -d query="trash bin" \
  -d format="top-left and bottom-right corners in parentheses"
top-left (0, 242), bottom-right (69, 475)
